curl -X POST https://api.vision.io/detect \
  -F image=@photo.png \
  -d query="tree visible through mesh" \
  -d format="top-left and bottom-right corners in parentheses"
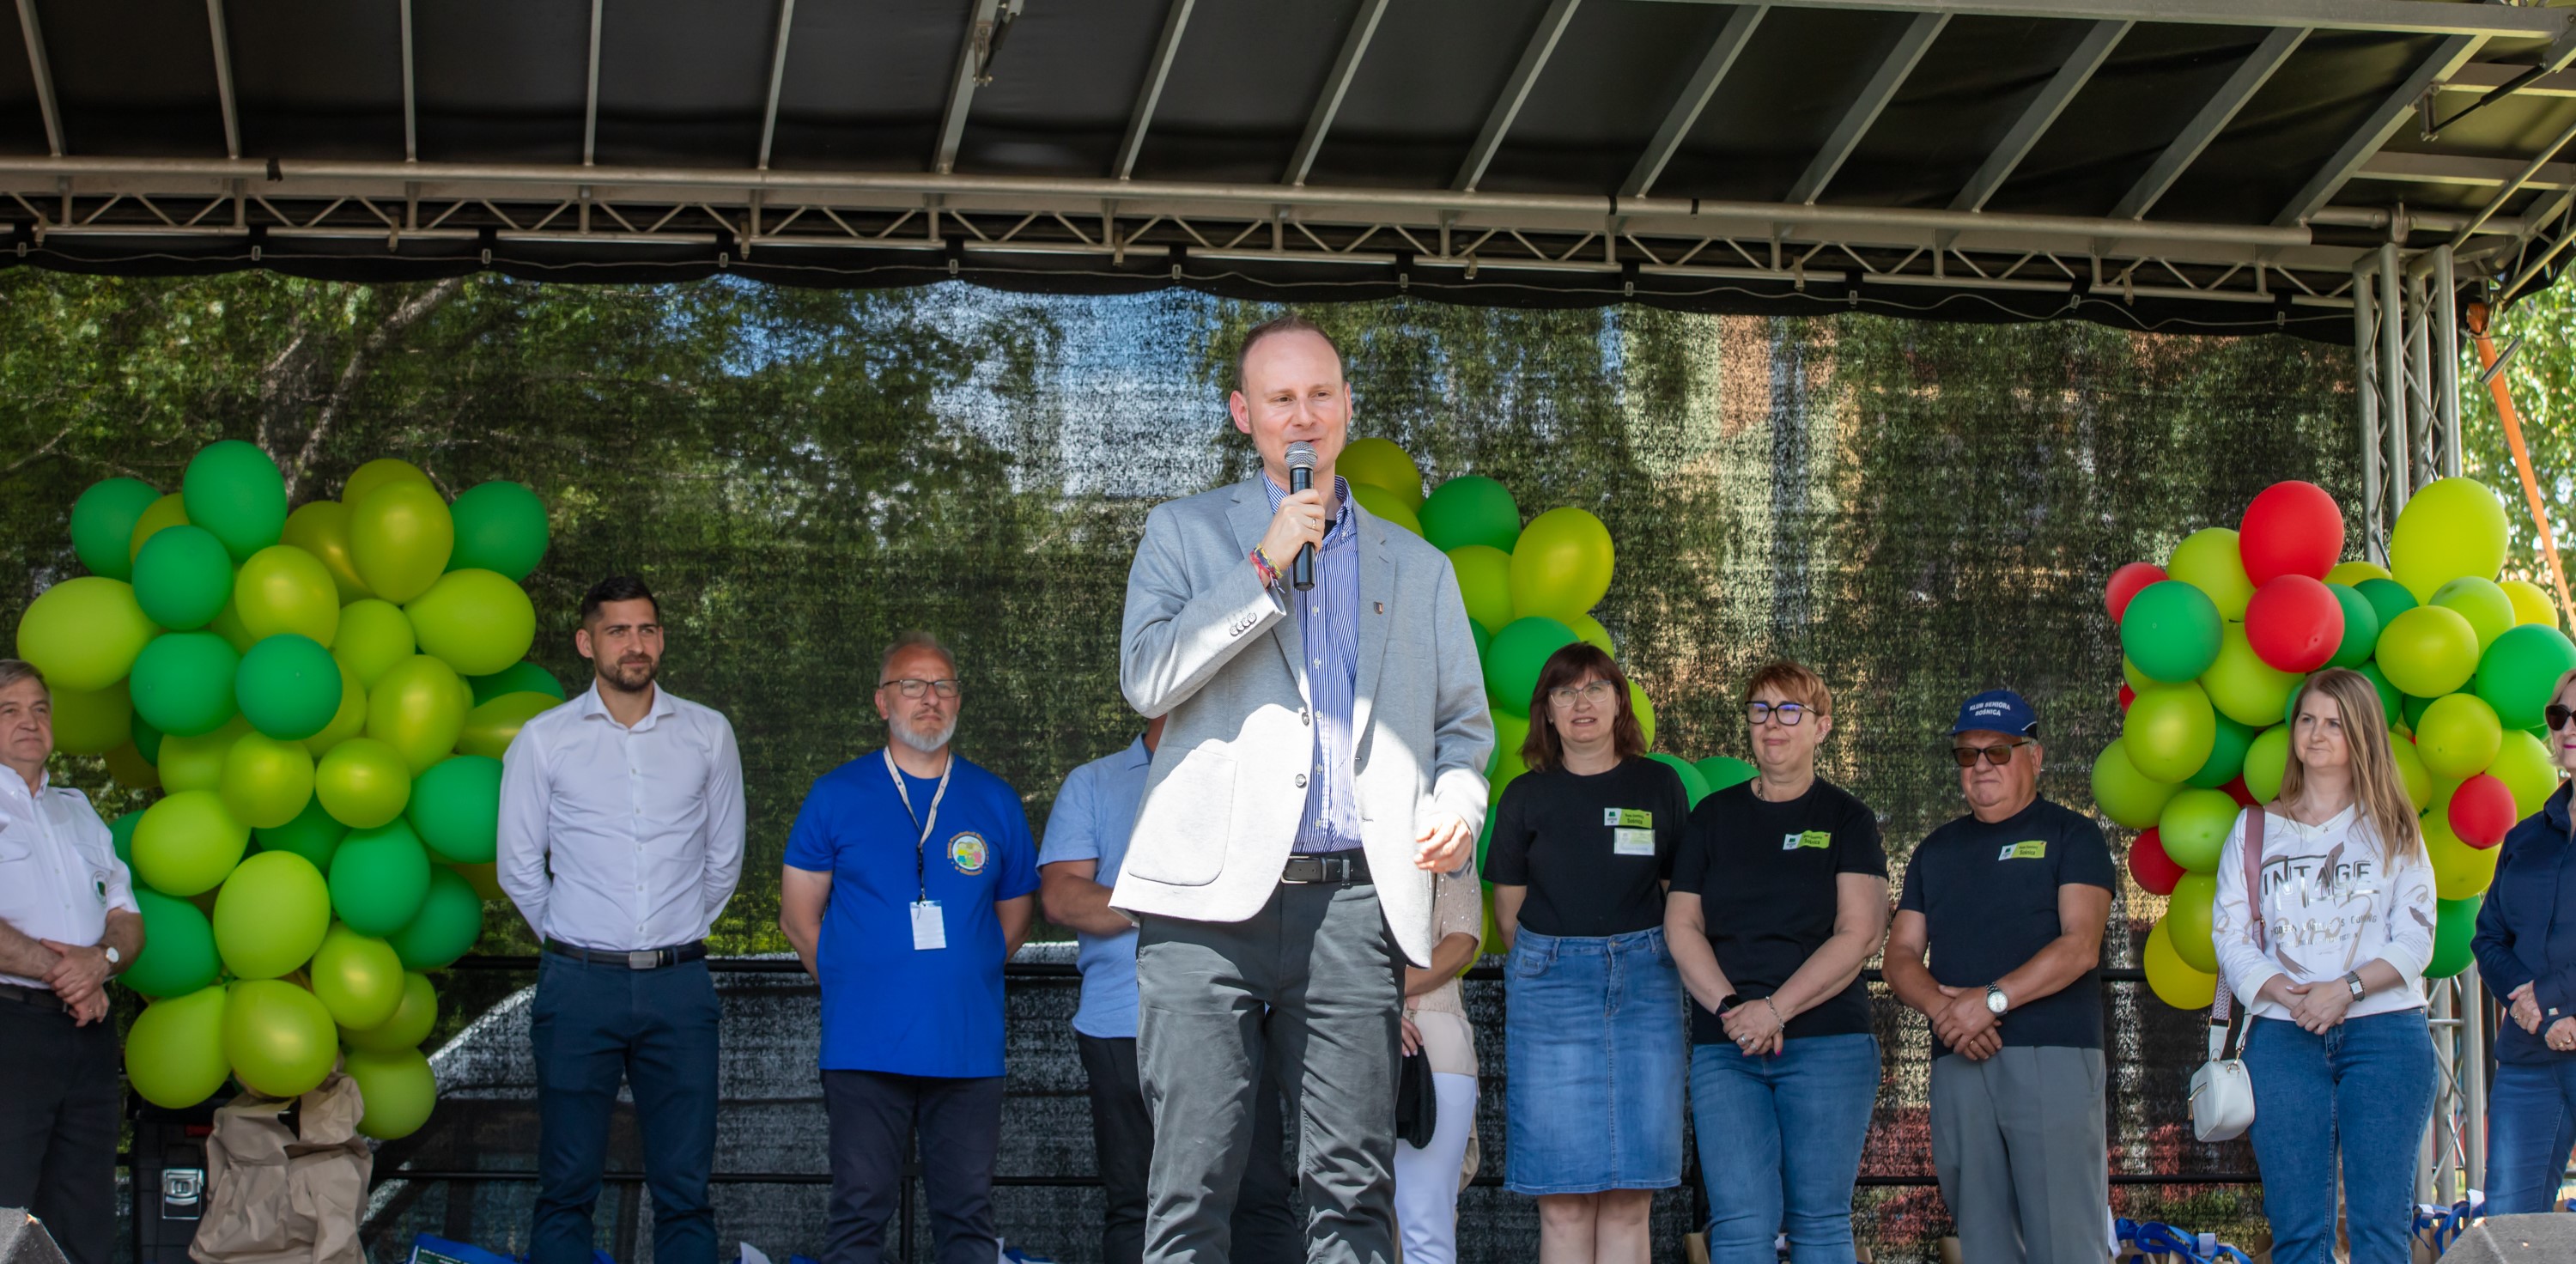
top-left (0, 273), bottom-right (2357, 1261)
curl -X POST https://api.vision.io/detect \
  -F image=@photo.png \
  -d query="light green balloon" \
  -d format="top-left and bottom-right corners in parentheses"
top-left (2415, 692), bottom-right (2503, 781)
top-left (220, 731), bottom-right (315, 830)
top-left (2158, 787), bottom-right (2242, 873)
top-left (2379, 605), bottom-right (2482, 699)
top-left (2242, 726), bottom-right (2293, 802)
top-left (2433, 576), bottom-right (2517, 654)
top-left (1446, 545), bottom-right (1516, 633)
top-left (2091, 738), bottom-right (2180, 830)
top-left (333, 599), bottom-right (417, 689)
top-left (2490, 730), bottom-right (2562, 818)
top-left (222, 978), bottom-right (338, 1099)
top-left (125, 985), bottom-right (232, 1109)
top-left (308, 924), bottom-right (406, 1030)
top-left (2123, 682), bottom-right (2216, 784)
top-left (315, 737), bottom-right (412, 829)
top-left (349, 481), bottom-right (454, 604)
top-left (1348, 483), bottom-right (1422, 537)
top-left (341, 970), bottom-right (437, 1053)
top-left (211, 850), bottom-right (331, 979)
top-left (2167, 528), bottom-right (2253, 622)
top-left (404, 568), bottom-right (538, 678)
top-left (1507, 507), bottom-right (1614, 622)
top-left (2167, 872), bottom-right (2220, 973)
top-left (16, 577), bottom-right (158, 692)
top-left (345, 1047), bottom-right (438, 1140)
top-left (367, 655), bottom-right (468, 775)
top-left (234, 545), bottom-right (341, 647)
top-left (158, 719), bottom-right (248, 795)
top-left (132, 791), bottom-right (251, 897)
top-left (50, 680), bottom-right (133, 756)
top-left (459, 691), bottom-right (555, 761)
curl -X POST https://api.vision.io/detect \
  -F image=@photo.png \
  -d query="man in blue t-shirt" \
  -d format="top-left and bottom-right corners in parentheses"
top-left (1883, 690), bottom-right (2116, 1264)
top-left (781, 632), bottom-right (1039, 1264)
top-left (1038, 716), bottom-right (1297, 1264)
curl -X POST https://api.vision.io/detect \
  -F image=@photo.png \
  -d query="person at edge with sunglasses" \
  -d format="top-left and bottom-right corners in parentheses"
top-left (1881, 690), bottom-right (2115, 1264)
top-left (1663, 660), bottom-right (1888, 1264)
top-left (779, 631), bottom-right (1040, 1264)
top-left (2473, 669), bottom-right (2576, 1213)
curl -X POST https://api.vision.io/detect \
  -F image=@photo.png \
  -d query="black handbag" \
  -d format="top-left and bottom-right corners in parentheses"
top-left (1395, 1047), bottom-right (1438, 1149)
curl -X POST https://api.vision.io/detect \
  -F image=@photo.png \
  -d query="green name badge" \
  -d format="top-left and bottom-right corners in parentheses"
top-left (1780, 830), bottom-right (1832, 851)
top-left (1998, 840), bottom-right (2048, 860)
top-left (1602, 808), bottom-right (1654, 829)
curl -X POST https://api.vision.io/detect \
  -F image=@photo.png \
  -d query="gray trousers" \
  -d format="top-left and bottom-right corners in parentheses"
top-left (1136, 878), bottom-right (1404, 1264)
top-left (1929, 1047), bottom-right (2109, 1264)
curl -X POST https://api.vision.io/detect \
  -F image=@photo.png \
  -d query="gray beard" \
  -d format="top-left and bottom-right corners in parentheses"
top-left (891, 716), bottom-right (957, 756)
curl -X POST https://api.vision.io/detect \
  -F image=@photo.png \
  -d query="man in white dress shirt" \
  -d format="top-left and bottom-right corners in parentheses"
top-left (0, 659), bottom-right (143, 1264)
top-left (498, 576), bottom-right (746, 1264)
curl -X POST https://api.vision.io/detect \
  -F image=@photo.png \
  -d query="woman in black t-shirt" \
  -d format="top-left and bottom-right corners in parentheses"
top-left (1486, 643), bottom-right (1686, 1264)
top-left (1664, 659), bottom-right (1889, 1264)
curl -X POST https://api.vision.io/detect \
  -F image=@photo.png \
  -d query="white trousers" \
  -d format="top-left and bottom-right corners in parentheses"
top-left (1392, 1071), bottom-right (1479, 1264)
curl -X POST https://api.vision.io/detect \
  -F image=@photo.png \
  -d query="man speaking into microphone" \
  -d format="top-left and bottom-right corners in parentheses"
top-left (1115, 313), bottom-right (1492, 1264)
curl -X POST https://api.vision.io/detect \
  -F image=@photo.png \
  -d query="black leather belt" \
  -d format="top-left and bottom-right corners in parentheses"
top-left (0, 982), bottom-right (66, 1012)
top-left (1281, 851), bottom-right (1371, 884)
top-left (544, 939), bottom-right (707, 969)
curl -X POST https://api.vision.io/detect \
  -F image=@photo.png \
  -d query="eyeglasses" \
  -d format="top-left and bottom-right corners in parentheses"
top-left (1547, 680), bottom-right (1618, 708)
top-left (2551, 704), bottom-right (2576, 732)
top-left (1747, 702), bottom-right (1810, 727)
top-left (879, 678), bottom-right (962, 700)
top-left (1950, 739), bottom-right (2032, 768)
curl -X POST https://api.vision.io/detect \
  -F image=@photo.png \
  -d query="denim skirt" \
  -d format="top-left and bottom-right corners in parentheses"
top-left (1503, 926), bottom-right (1686, 1195)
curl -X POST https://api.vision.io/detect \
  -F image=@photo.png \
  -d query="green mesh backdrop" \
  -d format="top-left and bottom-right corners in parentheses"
top-left (0, 271), bottom-right (2365, 1262)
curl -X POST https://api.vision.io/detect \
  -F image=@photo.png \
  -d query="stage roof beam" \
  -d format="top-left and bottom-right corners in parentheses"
top-left (1788, 10), bottom-right (1945, 205)
top-left (207, 0), bottom-right (240, 160)
top-left (1951, 18), bottom-right (2125, 212)
top-left (399, 0), bottom-right (416, 161)
top-left (2112, 26), bottom-right (2303, 221)
top-left (1115, 0), bottom-right (1194, 180)
top-left (756, 0), bottom-right (795, 170)
top-left (582, 0), bottom-right (603, 166)
top-left (1620, 3), bottom-right (1765, 198)
top-left (2275, 33), bottom-right (2483, 226)
top-left (1640, 0), bottom-right (2564, 40)
top-left (2360, 151), bottom-right (2576, 191)
top-left (1455, 0), bottom-right (1583, 192)
top-left (934, 0), bottom-right (1010, 176)
top-left (15, 0), bottom-right (62, 156)
top-left (1287, 0), bottom-right (1392, 187)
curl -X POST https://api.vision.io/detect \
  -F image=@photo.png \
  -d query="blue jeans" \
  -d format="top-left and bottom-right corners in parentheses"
top-left (2487, 1060), bottom-right (2576, 1215)
top-left (2243, 1012), bottom-right (2435, 1264)
top-left (1689, 1034), bottom-right (1880, 1264)
top-left (530, 954), bottom-right (722, 1264)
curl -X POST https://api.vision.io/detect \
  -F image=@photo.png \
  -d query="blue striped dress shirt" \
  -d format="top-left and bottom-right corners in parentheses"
top-left (1261, 472), bottom-right (1364, 854)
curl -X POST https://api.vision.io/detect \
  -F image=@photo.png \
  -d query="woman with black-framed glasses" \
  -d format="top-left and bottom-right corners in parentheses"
top-left (2475, 666), bottom-right (2576, 1213)
top-left (1664, 660), bottom-right (1888, 1264)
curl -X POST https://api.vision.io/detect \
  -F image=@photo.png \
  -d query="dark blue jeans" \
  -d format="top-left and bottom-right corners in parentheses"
top-left (2487, 1059), bottom-right (2576, 1214)
top-left (1688, 1034), bottom-right (1880, 1264)
top-left (529, 954), bottom-right (721, 1264)
top-left (2243, 1012), bottom-right (2435, 1264)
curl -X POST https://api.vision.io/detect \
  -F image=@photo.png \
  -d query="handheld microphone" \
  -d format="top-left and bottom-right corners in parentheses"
top-left (1285, 441), bottom-right (1318, 592)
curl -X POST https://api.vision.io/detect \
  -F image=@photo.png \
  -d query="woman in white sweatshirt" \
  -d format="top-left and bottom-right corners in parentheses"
top-left (2211, 666), bottom-right (2438, 1264)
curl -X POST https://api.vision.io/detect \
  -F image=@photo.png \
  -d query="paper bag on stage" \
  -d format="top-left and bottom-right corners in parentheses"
top-left (189, 1073), bottom-right (373, 1264)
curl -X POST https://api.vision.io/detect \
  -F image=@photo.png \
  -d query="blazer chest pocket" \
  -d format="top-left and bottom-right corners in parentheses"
top-left (1124, 748), bottom-right (1236, 888)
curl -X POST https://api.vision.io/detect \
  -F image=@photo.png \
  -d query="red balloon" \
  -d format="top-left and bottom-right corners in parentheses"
top-left (2106, 562), bottom-right (2168, 623)
top-left (2222, 775), bottom-right (2258, 807)
top-left (2117, 683), bottom-right (2136, 712)
top-left (2128, 828), bottom-right (2185, 896)
top-left (2245, 574), bottom-right (2345, 672)
top-left (2449, 773), bottom-right (2518, 849)
top-left (2239, 481), bottom-right (2345, 585)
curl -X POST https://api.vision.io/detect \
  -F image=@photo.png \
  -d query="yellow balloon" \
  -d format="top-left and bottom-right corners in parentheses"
top-left (341, 459), bottom-right (434, 511)
top-left (459, 690), bottom-right (558, 761)
top-left (367, 655), bottom-right (467, 774)
top-left (349, 483), bottom-right (453, 604)
top-left (280, 501), bottom-right (372, 605)
top-left (2426, 809), bottom-right (2500, 899)
top-left (2201, 623), bottom-right (2300, 728)
top-left (2168, 528), bottom-right (2255, 622)
top-left (220, 731), bottom-right (316, 830)
top-left (2391, 477), bottom-right (2508, 602)
top-left (301, 659), bottom-right (368, 757)
top-left (159, 719), bottom-right (250, 795)
top-left (2143, 915), bottom-right (2218, 1010)
top-left (2326, 560), bottom-right (2394, 586)
top-left (234, 545), bottom-right (341, 647)
top-left (49, 680), bottom-right (133, 757)
top-left (2502, 579), bottom-right (2560, 629)
top-left (128, 493), bottom-right (191, 565)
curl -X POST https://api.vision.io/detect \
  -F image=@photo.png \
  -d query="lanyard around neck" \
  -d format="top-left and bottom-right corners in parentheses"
top-left (884, 746), bottom-right (954, 902)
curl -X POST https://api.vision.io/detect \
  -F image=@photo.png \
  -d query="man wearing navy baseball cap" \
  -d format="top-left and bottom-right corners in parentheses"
top-left (1881, 690), bottom-right (2116, 1264)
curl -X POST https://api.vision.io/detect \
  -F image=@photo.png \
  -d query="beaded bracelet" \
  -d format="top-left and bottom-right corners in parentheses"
top-left (1249, 546), bottom-right (1280, 589)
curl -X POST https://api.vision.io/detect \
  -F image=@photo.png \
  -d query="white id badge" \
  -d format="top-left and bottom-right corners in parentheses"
top-left (1613, 827), bottom-right (1656, 857)
top-left (910, 900), bottom-right (947, 951)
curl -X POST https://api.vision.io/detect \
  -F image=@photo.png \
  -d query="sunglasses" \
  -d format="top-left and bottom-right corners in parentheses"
top-left (1950, 738), bottom-right (2032, 769)
top-left (2550, 704), bottom-right (2576, 732)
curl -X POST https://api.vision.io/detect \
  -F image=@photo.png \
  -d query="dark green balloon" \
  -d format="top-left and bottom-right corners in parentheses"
top-left (2475, 623), bottom-right (2576, 732)
top-left (407, 755), bottom-right (501, 863)
top-left (255, 796), bottom-right (349, 870)
top-left (2325, 583), bottom-right (2381, 669)
top-left (110, 809), bottom-right (144, 864)
top-left (2188, 714), bottom-right (2259, 789)
top-left (1417, 477), bottom-right (1522, 555)
top-left (2355, 660), bottom-right (2402, 725)
top-left (386, 867), bottom-right (484, 970)
top-left (1695, 755), bottom-right (1757, 794)
top-left (447, 481), bottom-right (550, 582)
top-left (468, 660), bottom-right (565, 706)
top-left (2427, 894), bottom-right (2482, 979)
top-left (133, 526), bottom-right (236, 631)
top-left (1646, 752), bottom-right (1712, 806)
top-left (71, 478), bottom-right (161, 580)
top-left (1483, 616), bottom-right (1576, 715)
top-left (328, 819), bottom-right (432, 935)
top-left (235, 634), bottom-right (344, 741)
top-left (2354, 577), bottom-right (2417, 632)
top-left (131, 713), bottom-right (164, 764)
top-left (180, 440), bottom-right (288, 562)
top-left (2401, 691), bottom-right (2434, 734)
top-left (1467, 621), bottom-right (1492, 663)
top-left (2119, 581), bottom-right (2225, 684)
top-left (129, 633), bottom-right (241, 738)
top-left (124, 890), bottom-right (222, 999)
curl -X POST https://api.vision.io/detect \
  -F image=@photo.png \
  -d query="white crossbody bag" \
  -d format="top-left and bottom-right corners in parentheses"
top-left (2188, 808), bottom-right (2263, 1143)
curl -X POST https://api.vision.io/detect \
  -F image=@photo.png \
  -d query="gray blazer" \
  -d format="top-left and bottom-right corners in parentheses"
top-left (1111, 473), bottom-right (1494, 965)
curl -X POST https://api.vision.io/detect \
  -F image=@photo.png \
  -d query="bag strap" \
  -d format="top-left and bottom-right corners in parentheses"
top-left (2208, 808), bottom-right (2266, 1061)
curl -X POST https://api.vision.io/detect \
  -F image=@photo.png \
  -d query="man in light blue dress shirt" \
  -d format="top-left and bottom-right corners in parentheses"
top-left (1039, 716), bottom-right (1295, 1264)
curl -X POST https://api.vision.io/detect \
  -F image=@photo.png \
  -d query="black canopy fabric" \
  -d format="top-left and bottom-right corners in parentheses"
top-left (9, 0), bottom-right (2576, 339)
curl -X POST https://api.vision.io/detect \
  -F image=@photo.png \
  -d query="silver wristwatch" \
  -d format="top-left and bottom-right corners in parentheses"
top-left (1984, 984), bottom-right (2009, 1016)
top-left (2343, 970), bottom-right (2366, 1002)
top-left (101, 945), bottom-right (120, 969)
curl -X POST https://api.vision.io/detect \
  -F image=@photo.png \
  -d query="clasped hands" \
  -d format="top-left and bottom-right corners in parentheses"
top-left (1933, 986), bottom-right (2003, 1060)
top-left (39, 939), bottom-right (112, 1025)
top-left (2508, 982), bottom-right (2576, 1052)
top-left (2261, 976), bottom-right (2355, 1035)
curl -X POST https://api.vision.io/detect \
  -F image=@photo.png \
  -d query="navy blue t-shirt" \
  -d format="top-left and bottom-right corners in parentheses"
top-left (784, 750), bottom-right (1039, 1078)
top-left (1897, 797), bottom-right (2115, 1056)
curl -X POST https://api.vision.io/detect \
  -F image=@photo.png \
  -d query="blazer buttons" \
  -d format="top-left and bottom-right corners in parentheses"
top-left (1295, 774), bottom-right (1308, 788)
